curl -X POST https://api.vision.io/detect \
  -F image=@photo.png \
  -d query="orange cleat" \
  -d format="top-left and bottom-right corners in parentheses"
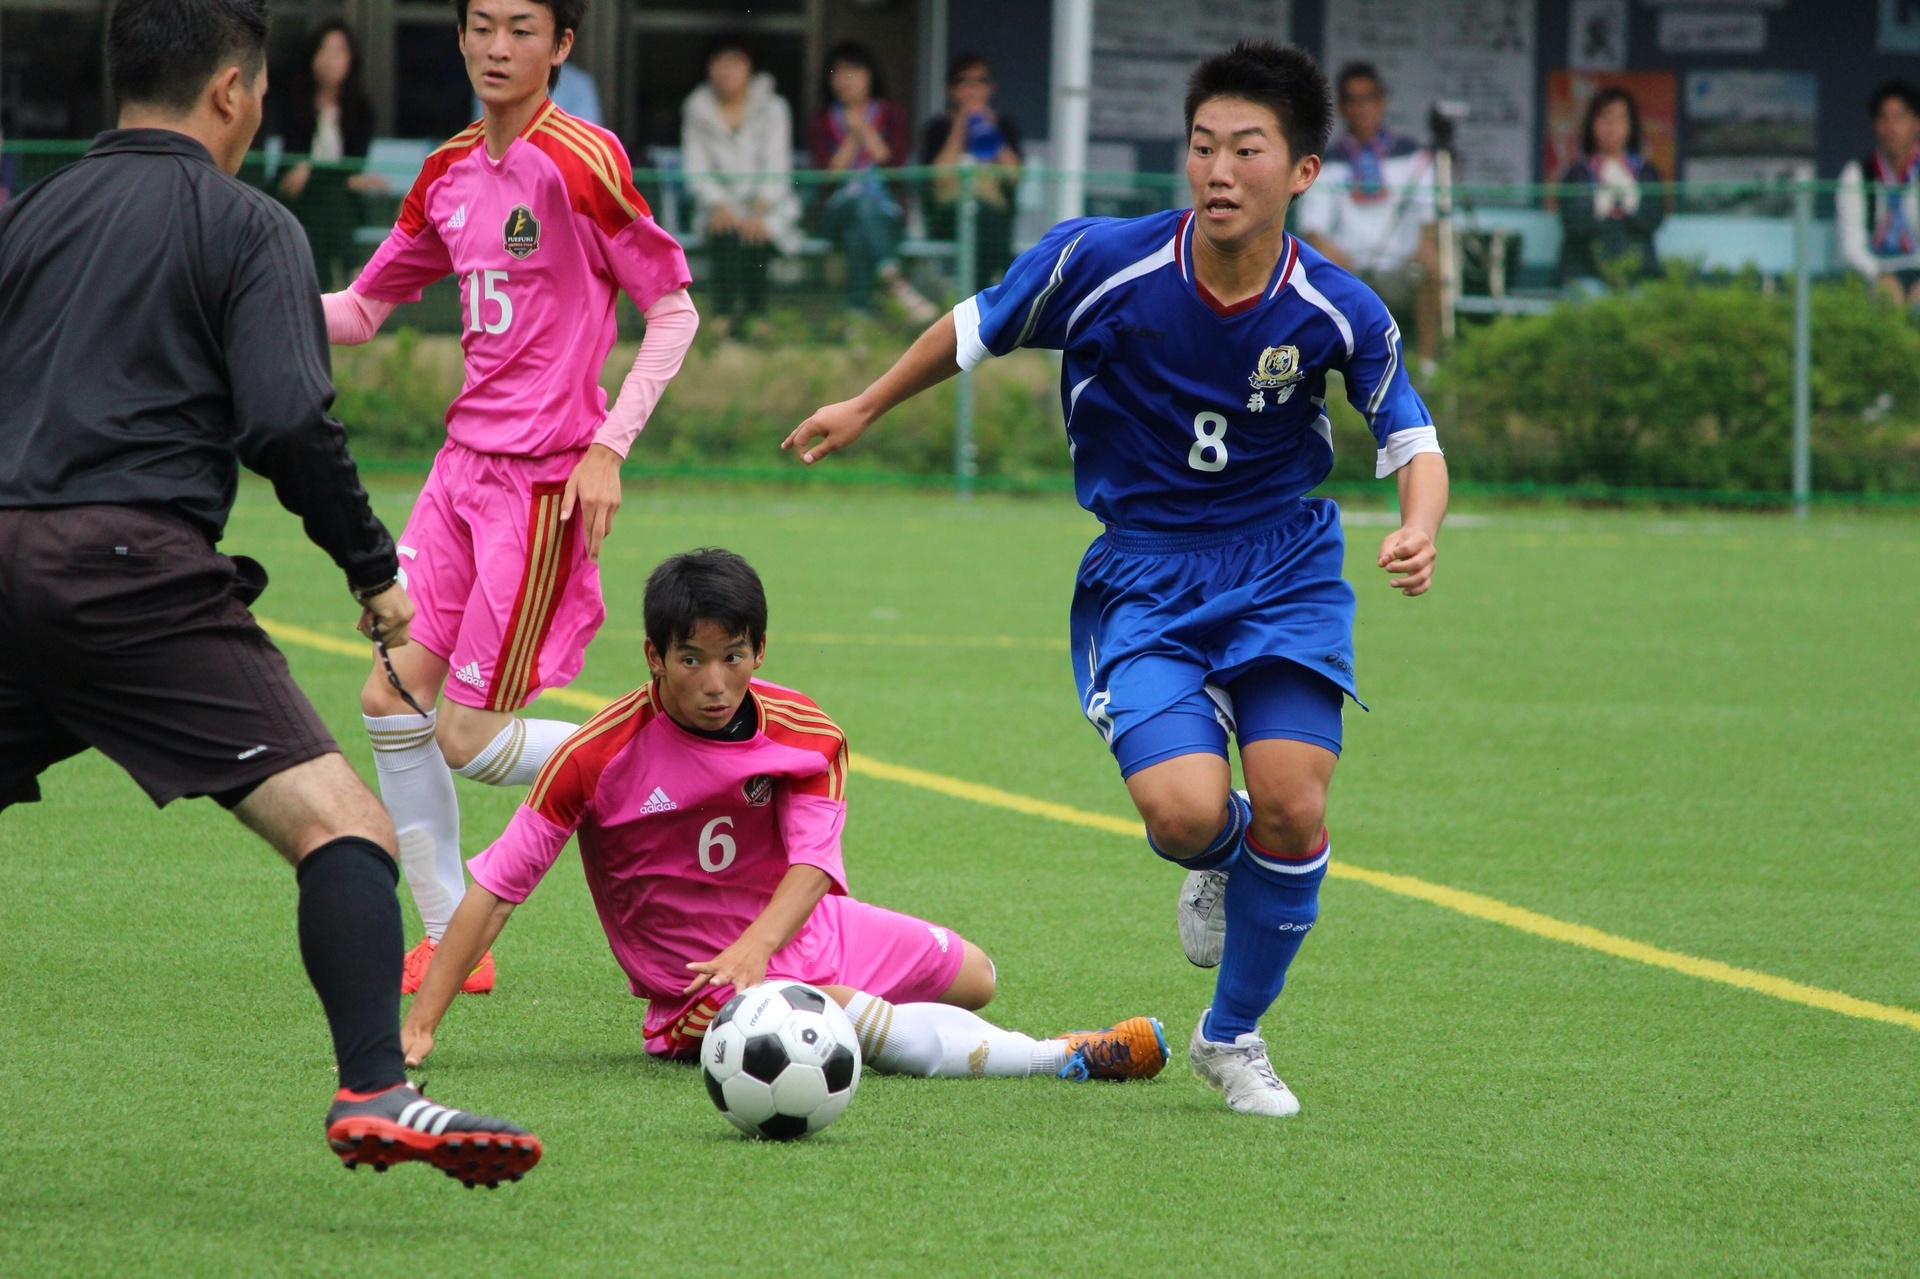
top-left (1058, 1016), bottom-right (1170, 1081)
top-left (461, 948), bottom-right (496, 995)
top-left (399, 938), bottom-right (496, 995)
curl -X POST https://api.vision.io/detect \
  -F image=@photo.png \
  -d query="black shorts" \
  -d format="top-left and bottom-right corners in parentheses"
top-left (0, 505), bottom-right (337, 811)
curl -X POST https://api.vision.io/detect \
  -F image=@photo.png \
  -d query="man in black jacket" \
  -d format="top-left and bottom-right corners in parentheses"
top-left (0, 0), bottom-right (541, 1185)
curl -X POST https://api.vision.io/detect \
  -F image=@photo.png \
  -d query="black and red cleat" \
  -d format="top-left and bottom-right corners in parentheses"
top-left (325, 1084), bottom-right (542, 1188)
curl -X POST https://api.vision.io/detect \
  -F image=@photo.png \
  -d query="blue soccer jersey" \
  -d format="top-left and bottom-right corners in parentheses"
top-left (956, 208), bottom-right (1440, 531)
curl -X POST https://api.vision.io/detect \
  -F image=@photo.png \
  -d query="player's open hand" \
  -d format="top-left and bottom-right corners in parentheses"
top-left (783, 399), bottom-right (872, 464)
top-left (562, 443), bottom-right (624, 562)
top-left (684, 934), bottom-right (776, 997)
top-left (1378, 527), bottom-right (1437, 596)
top-left (357, 582), bottom-right (415, 648)
top-left (402, 1018), bottom-right (435, 1068)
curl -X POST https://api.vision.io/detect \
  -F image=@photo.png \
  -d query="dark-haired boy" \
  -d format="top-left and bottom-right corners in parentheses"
top-left (1840, 82), bottom-right (1920, 306)
top-left (0, 0), bottom-right (537, 1181)
top-left (327, 0), bottom-right (699, 994)
top-left (786, 41), bottom-right (1449, 1116)
top-left (405, 549), bottom-right (1169, 1084)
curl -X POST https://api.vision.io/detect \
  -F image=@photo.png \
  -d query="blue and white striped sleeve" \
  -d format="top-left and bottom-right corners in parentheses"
top-left (1339, 290), bottom-right (1441, 478)
top-left (953, 217), bottom-right (1101, 370)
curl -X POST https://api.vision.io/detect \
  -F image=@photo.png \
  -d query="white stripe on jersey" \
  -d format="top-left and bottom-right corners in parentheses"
top-left (953, 295), bottom-right (989, 370)
top-left (1367, 319), bottom-right (1403, 420)
top-left (1375, 424), bottom-right (1442, 478)
top-left (1019, 231), bottom-right (1088, 347)
top-left (1287, 263), bottom-right (1355, 356)
top-left (1066, 374), bottom-right (1097, 430)
top-left (1065, 235), bottom-right (1179, 339)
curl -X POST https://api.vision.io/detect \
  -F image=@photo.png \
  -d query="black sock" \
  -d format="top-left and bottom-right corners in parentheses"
top-left (296, 837), bottom-right (407, 1094)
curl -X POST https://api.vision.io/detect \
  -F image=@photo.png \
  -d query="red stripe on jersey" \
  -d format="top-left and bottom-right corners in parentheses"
top-left (755, 685), bottom-right (848, 801)
top-left (394, 123), bottom-right (484, 239)
top-left (526, 685), bottom-right (660, 826)
top-left (525, 106), bottom-right (655, 238)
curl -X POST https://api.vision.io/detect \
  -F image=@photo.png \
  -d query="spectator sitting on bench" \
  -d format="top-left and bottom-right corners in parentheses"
top-left (1554, 86), bottom-right (1665, 286)
top-left (920, 52), bottom-right (1023, 287)
top-left (681, 33), bottom-right (801, 334)
top-left (1839, 81), bottom-right (1920, 309)
top-left (809, 42), bottom-right (935, 322)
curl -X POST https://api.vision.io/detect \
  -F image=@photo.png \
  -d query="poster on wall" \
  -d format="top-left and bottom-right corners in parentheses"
top-left (1321, 0), bottom-right (1537, 184)
top-left (1683, 70), bottom-right (1818, 204)
top-left (1568, 0), bottom-right (1628, 70)
top-left (1090, 0), bottom-right (1293, 142)
top-left (1544, 71), bottom-right (1677, 183)
top-left (1657, 10), bottom-right (1767, 53)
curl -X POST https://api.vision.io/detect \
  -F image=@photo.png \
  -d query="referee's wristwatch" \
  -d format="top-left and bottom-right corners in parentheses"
top-left (351, 576), bottom-right (399, 605)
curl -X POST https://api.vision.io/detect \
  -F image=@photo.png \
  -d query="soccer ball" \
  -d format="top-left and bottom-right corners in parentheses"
top-left (699, 981), bottom-right (862, 1140)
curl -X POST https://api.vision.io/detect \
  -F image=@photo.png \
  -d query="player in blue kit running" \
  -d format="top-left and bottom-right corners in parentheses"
top-left (784, 41), bottom-right (1448, 1116)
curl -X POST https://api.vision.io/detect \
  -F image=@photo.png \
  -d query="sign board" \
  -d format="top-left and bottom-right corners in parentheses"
top-left (1323, 0), bottom-right (1539, 184)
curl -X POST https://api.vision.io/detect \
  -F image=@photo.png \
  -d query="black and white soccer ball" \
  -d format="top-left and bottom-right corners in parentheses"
top-left (699, 981), bottom-right (861, 1140)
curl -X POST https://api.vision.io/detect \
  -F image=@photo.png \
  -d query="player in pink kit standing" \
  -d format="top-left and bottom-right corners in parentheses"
top-left (323, 0), bottom-right (698, 994)
top-left (403, 550), bottom-right (1170, 1083)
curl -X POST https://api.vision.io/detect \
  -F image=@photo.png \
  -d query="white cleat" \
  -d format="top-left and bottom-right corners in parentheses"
top-left (1188, 1011), bottom-right (1301, 1117)
top-left (1177, 868), bottom-right (1230, 967)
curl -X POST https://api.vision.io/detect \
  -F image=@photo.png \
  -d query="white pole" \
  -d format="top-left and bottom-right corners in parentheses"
top-left (1051, 0), bottom-right (1092, 223)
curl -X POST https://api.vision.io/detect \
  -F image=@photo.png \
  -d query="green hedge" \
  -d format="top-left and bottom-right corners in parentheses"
top-left (332, 280), bottom-right (1920, 497)
top-left (1435, 276), bottom-right (1920, 494)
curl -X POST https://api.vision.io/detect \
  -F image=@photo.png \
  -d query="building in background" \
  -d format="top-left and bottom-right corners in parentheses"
top-left (1, 0), bottom-right (1914, 184)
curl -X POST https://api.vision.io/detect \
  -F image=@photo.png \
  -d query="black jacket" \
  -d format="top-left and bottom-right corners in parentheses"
top-left (0, 129), bottom-right (395, 591)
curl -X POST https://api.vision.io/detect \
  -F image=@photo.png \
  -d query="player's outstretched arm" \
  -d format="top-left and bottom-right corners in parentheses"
top-left (1378, 451), bottom-right (1449, 596)
top-left (683, 864), bottom-right (835, 995)
top-left (783, 312), bottom-right (962, 464)
top-left (403, 885), bottom-right (517, 1066)
top-left (320, 290), bottom-right (395, 346)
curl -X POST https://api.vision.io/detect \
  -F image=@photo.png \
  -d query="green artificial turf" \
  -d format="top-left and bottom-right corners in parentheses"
top-left (2, 480), bottom-right (1917, 1276)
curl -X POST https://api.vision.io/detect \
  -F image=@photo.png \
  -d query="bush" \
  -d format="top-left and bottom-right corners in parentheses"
top-left (1435, 275), bottom-right (1920, 493)
top-left (328, 317), bottom-right (1071, 481)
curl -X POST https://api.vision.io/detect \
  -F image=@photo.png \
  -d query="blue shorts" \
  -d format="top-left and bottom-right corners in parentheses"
top-left (1069, 499), bottom-right (1358, 779)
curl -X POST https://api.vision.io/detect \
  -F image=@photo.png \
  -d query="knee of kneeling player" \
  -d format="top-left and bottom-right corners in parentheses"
top-left (941, 943), bottom-right (996, 1010)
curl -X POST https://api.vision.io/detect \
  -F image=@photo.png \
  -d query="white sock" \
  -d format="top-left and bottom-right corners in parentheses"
top-left (843, 992), bottom-right (1069, 1078)
top-left (364, 711), bottom-right (463, 941)
top-left (452, 718), bottom-right (577, 787)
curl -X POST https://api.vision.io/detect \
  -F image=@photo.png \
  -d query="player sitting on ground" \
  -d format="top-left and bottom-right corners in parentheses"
top-left (323, 0), bottom-right (698, 996)
top-left (785, 41), bottom-right (1449, 1116)
top-left (403, 549), bottom-right (1167, 1082)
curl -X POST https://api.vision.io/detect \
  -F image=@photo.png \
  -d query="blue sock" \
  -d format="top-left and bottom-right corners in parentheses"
top-left (1147, 789), bottom-right (1249, 871)
top-left (1204, 832), bottom-right (1328, 1043)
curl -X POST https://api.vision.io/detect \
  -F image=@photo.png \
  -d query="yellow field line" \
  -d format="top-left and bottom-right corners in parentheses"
top-left (259, 615), bottom-right (1920, 1034)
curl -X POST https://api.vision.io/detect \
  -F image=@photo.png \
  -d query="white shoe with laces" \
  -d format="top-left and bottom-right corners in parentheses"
top-left (1188, 1010), bottom-right (1301, 1117)
top-left (1177, 868), bottom-right (1230, 967)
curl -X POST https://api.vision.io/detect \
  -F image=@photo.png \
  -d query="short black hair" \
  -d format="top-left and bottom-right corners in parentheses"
top-left (822, 40), bottom-right (886, 104)
top-left (450, 0), bottom-right (587, 92)
top-left (1581, 85), bottom-right (1643, 157)
top-left (644, 549), bottom-right (768, 657)
top-left (1336, 62), bottom-right (1383, 98)
top-left (1184, 40), bottom-right (1332, 164)
top-left (947, 52), bottom-right (991, 87)
top-left (1870, 80), bottom-right (1920, 120)
top-left (108, 0), bottom-right (267, 114)
top-left (704, 31), bottom-right (755, 68)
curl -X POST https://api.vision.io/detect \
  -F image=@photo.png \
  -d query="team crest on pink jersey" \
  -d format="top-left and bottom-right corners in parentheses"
top-left (742, 774), bottom-right (774, 806)
top-left (503, 204), bottom-right (540, 259)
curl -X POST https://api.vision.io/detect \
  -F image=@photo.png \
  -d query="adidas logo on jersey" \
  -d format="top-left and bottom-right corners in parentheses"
top-left (639, 786), bottom-right (677, 815)
top-left (453, 662), bottom-right (487, 690)
top-left (445, 205), bottom-right (468, 231)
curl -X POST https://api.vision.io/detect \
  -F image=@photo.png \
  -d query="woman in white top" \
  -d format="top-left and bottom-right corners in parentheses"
top-left (1555, 87), bottom-right (1665, 284)
top-left (680, 35), bottom-right (801, 329)
top-left (274, 22), bottom-right (386, 288)
top-left (1837, 82), bottom-right (1920, 307)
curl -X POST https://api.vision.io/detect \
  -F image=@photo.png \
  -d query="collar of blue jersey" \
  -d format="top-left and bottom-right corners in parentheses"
top-left (1178, 211), bottom-right (1300, 316)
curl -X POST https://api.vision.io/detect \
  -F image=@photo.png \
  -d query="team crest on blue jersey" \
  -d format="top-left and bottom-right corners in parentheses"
top-left (1249, 344), bottom-right (1304, 394)
top-left (742, 774), bottom-right (774, 806)
top-left (503, 205), bottom-right (540, 259)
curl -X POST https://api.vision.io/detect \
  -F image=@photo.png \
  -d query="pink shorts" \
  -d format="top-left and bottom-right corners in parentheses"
top-left (643, 895), bottom-right (969, 1058)
top-left (399, 442), bottom-right (604, 712)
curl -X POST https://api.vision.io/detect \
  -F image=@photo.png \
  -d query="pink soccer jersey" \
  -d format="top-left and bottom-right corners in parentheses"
top-left (351, 100), bottom-right (691, 457)
top-left (468, 679), bottom-right (853, 1019)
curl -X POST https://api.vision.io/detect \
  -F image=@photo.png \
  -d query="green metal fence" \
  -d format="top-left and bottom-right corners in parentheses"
top-left (5, 137), bottom-right (1911, 511)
